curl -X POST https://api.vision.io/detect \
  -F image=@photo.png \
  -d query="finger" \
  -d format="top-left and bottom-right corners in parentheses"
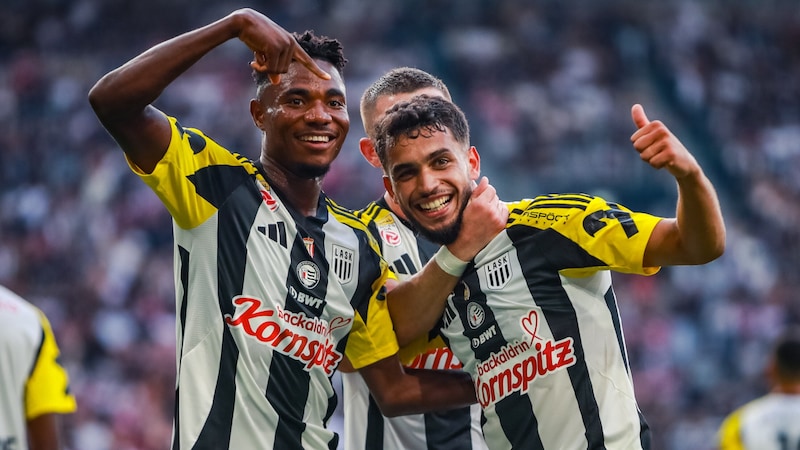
top-left (268, 73), bottom-right (282, 85)
top-left (292, 47), bottom-right (331, 80)
top-left (631, 104), bottom-right (650, 129)
top-left (471, 176), bottom-right (489, 198)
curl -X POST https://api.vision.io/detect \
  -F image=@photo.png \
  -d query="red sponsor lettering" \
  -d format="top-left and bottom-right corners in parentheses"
top-left (224, 296), bottom-right (345, 375)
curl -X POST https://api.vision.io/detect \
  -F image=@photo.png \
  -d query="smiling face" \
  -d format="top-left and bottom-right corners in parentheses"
top-left (250, 59), bottom-right (349, 179)
top-left (383, 128), bottom-right (480, 244)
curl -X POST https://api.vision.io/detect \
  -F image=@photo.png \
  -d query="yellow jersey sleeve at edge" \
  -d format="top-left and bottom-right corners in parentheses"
top-left (344, 265), bottom-right (399, 369)
top-left (717, 409), bottom-right (745, 450)
top-left (25, 311), bottom-right (77, 418)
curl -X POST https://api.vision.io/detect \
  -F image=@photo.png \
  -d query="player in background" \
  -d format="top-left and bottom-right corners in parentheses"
top-left (88, 9), bottom-right (505, 449)
top-left (0, 284), bottom-right (76, 450)
top-left (718, 327), bottom-right (800, 450)
top-left (372, 95), bottom-right (725, 449)
top-left (341, 68), bottom-right (488, 450)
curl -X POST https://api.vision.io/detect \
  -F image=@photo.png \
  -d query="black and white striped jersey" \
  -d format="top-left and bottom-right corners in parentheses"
top-left (130, 116), bottom-right (399, 450)
top-left (413, 194), bottom-right (662, 450)
top-left (343, 198), bottom-right (487, 450)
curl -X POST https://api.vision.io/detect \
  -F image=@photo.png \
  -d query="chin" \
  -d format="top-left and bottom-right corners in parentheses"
top-left (294, 163), bottom-right (331, 179)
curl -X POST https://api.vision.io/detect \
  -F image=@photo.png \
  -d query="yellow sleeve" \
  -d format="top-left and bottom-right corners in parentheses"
top-left (25, 311), bottom-right (77, 418)
top-left (343, 259), bottom-right (400, 369)
top-left (126, 115), bottom-right (255, 229)
top-left (718, 408), bottom-right (745, 450)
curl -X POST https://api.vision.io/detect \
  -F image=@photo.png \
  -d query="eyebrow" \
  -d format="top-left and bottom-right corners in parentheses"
top-left (390, 147), bottom-right (452, 177)
top-left (284, 87), bottom-right (345, 99)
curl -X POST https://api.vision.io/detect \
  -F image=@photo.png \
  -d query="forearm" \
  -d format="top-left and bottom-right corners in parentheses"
top-left (387, 248), bottom-right (465, 346)
top-left (674, 169), bottom-right (726, 263)
top-left (89, 11), bottom-right (244, 120)
top-left (372, 368), bottom-right (476, 417)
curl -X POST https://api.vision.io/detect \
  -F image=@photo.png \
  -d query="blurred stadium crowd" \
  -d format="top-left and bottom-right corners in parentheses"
top-left (1, 0), bottom-right (798, 448)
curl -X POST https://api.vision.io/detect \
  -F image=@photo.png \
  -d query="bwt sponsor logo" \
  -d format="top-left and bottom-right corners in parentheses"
top-left (474, 310), bottom-right (576, 407)
top-left (224, 295), bottom-right (351, 375)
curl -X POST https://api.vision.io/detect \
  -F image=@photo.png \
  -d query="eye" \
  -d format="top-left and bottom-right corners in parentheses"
top-left (433, 157), bottom-right (450, 168)
top-left (329, 99), bottom-right (345, 109)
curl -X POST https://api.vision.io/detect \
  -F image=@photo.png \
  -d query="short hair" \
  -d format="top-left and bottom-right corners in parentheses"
top-left (373, 94), bottom-right (469, 171)
top-left (774, 327), bottom-right (800, 381)
top-left (252, 30), bottom-right (347, 88)
top-left (361, 67), bottom-right (451, 123)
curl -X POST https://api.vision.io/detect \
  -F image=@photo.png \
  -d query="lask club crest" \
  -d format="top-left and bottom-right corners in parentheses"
top-left (332, 244), bottom-right (354, 284)
top-left (485, 253), bottom-right (512, 289)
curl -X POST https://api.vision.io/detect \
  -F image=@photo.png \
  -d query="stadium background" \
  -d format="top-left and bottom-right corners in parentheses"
top-left (1, 0), bottom-right (798, 448)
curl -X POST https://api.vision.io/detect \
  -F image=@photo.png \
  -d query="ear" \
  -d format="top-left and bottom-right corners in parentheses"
top-left (467, 146), bottom-right (481, 180)
top-left (359, 137), bottom-right (383, 169)
top-left (383, 175), bottom-right (396, 199)
top-left (250, 99), bottom-right (265, 130)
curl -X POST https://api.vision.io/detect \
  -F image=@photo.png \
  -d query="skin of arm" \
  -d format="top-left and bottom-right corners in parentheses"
top-left (87, 8), bottom-right (328, 174)
top-left (27, 414), bottom-right (62, 450)
top-left (630, 104), bottom-right (726, 268)
top-left (387, 176), bottom-right (508, 346)
top-left (356, 354), bottom-right (476, 417)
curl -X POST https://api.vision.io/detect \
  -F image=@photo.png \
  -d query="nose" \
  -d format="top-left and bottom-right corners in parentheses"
top-left (304, 101), bottom-right (331, 123)
top-left (417, 167), bottom-right (439, 193)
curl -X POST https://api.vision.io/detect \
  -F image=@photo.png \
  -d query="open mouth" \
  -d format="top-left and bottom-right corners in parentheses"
top-left (299, 135), bottom-right (332, 143)
top-left (419, 196), bottom-right (452, 212)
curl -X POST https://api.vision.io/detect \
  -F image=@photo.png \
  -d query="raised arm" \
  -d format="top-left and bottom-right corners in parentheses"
top-left (87, 8), bottom-right (328, 173)
top-left (630, 104), bottom-right (726, 267)
top-left (387, 176), bottom-right (508, 346)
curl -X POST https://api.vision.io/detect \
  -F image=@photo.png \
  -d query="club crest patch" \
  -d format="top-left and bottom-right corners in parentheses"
top-left (332, 244), bottom-right (355, 284)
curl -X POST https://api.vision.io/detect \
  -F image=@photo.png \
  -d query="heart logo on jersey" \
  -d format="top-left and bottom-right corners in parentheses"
top-left (329, 316), bottom-right (352, 332)
top-left (521, 310), bottom-right (542, 342)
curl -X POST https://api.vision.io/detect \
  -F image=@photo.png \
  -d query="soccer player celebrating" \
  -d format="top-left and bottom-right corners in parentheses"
top-left (342, 67), bottom-right (487, 450)
top-left (372, 94), bottom-right (726, 449)
top-left (88, 9), bottom-right (505, 449)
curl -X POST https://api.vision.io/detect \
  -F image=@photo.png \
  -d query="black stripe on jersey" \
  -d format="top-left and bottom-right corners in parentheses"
top-left (365, 395), bottom-right (385, 449)
top-left (533, 193), bottom-right (594, 204)
top-left (424, 408), bottom-right (475, 449)
top-left (172, 246), bottom-right (191, 450)
top-left (507, 224), bottom-right (607, 448)
top-left (529, 202), bottom-right (588, 210)
top-left (268, 205), bottom-right (334, 449)
top-left (453, 269), bottom-right (544, 448)
top-left (604, 287), bottom-right (628, 373)
top-left (188, 165), bottom-right (255, 208)
top-left (193, 171), bottom-right (263, 448)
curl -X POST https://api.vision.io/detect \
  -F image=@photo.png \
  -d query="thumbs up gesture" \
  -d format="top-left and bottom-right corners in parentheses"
top-left (630, 104), bottom-right (700, 179)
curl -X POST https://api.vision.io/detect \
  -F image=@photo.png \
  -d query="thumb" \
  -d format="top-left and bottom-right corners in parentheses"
top-left (470, 176), bottom-right (489, 198)
top-left (631, 104), bottom-right (650, 129)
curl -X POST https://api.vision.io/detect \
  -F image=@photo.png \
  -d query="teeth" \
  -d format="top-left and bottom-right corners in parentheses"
top-left (300, 135), bottom-right (331, 142)
top-left (420, 197), bottom-right (450, 211)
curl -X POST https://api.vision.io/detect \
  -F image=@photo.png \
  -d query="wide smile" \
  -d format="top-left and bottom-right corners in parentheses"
top-left (418, 195), bottom-right (452, 213)
top-left (298, 134), bottom-right (333, 144)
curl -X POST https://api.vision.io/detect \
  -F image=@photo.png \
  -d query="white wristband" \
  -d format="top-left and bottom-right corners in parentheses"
top-left (434, 246), bottom-right (469, 277)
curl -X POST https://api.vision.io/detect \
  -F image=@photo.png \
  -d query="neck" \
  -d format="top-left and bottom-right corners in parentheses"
top-left (261, 157), bottom-right (323, 217)
top-left (383, 191), bottom-right (408, 220)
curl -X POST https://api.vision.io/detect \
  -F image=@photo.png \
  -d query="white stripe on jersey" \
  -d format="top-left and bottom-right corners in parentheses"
top-left (345, 200), bottom-right (488, 450)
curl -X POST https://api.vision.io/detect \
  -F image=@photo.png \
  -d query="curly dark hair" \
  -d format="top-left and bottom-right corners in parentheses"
top-left (252, 30), bottom-right (347, 88)
top-left (373, 94), bottom-right (470, 170)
